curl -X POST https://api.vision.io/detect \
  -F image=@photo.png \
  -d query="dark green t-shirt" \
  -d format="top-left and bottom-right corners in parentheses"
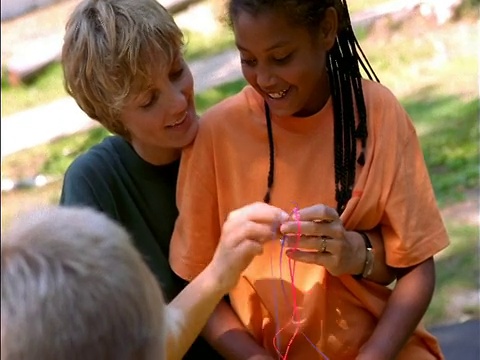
top-left (60, 135), bottom-right (221, 359)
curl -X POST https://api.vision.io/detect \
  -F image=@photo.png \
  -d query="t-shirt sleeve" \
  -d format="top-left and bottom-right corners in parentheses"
top-left (59, 153), bottom-right (118, 217)
top-left (381, 123), bottom-right (449, 268)
top-left (169, 122), bottom-right (222, 281)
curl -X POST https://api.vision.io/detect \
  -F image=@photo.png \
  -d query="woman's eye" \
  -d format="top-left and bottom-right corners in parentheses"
top-left (170, 67), bottom-right (184, 80)
top-left (140, 94), bottom-right (156, 108)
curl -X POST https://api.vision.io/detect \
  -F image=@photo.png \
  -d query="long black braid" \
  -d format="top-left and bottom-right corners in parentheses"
top-left (229, 0), bottom-right (379, 214)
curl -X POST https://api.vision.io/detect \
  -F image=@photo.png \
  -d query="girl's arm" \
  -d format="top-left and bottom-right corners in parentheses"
top-left (357, 257), bottom-right (436, 359)
top-left (201, 300), bottom-right (274, 360)
top-left (347, 229), bottom-right (396, 285)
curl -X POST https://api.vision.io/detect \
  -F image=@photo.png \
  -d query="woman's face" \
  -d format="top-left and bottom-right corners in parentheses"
top-left (233, 9), bottom-right (333, 118)
top-left (120, 54), bottom-right (198, 164)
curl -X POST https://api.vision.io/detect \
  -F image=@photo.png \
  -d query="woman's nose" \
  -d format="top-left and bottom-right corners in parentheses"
top-left (168, 85), bottom-right (189, 115)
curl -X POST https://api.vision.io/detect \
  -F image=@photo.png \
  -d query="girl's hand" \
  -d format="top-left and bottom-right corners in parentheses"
top-left (210, 202), bottom-right (288, 292)
top-left (279, 204), bottom-right (366, 276)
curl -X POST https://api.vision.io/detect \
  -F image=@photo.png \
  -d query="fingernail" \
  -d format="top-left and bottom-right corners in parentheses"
top-left (280, 211), bottom-right (289, 222)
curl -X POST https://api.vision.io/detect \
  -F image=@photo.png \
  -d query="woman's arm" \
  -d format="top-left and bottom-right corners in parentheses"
top-left (165, 265), bottom-right (228, 360)
top-left (356, 257), bottom-right (436, 359)
top-left (165, 202), bottom-right (286, 360)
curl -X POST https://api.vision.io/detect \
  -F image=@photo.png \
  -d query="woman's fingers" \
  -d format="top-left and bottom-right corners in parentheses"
top-left (222, 203), bottom-right (288, 247)
top-left (227, 202), bottom-right (289, 225)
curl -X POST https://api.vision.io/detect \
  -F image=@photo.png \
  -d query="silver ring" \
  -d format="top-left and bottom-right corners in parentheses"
top-left (313, 219), bottom-right (332, 224)
top-left (320, 237), bottom-right (328, 253)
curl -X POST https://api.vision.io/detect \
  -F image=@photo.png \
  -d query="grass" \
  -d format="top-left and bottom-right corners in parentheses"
top-left (403, 95), bottom-right (479, 206)
top-left (361, 16), bottom-right (479, 206)
top-left (196, 78), bottom-right (246, 113)
top-left (183, 28), bottom-right (235, 61)
top-left (425, 222), bottom-right (480, 326)
top-left (1, 62), bottom-right (66, 117)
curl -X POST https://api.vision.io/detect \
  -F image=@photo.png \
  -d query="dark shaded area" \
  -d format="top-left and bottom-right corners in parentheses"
top-left (430, 319), bottom-right (480, 360)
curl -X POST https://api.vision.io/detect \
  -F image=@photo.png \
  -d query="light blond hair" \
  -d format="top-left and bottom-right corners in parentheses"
top-left (1, 206), bottom-right (166, 360)
top-left (62, 0), bottom-right (183, 138)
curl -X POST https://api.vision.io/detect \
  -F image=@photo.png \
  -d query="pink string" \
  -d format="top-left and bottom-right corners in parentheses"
top-left (273, 207), bottom-right (329, 360)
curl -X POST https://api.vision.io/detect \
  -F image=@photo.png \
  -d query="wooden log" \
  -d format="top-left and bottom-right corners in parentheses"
top-left (6, 34), bottom-right (63, 86)
top-left (5, 0), bottom-right (205, 86)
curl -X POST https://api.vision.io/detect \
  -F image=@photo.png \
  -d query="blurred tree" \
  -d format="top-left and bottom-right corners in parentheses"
top-left (211, 0), bottom-right (228, 23)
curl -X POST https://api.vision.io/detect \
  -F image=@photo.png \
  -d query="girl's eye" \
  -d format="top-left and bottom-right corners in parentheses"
top-left (240, 58), bottom-right (257, 67)
top-left (273, 53), bottom-right (291, 64)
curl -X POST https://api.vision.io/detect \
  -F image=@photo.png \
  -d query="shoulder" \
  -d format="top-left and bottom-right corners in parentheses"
top-left (362, 80), bottom-right (416, 144)
top-left (362, 79), bottom-right (402, 109)
top-left (64, 136), bottom-right (123, 179)
top-left (60, 136), bottom-right (125, 209)
top-left (62, 136), bottom-right (128, 196)
top-left (199, 85), bottom-right (261, 129)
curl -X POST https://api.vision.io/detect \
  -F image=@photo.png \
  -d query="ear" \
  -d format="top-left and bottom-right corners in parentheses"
top-left (319, 7), bottom-right (338, 50)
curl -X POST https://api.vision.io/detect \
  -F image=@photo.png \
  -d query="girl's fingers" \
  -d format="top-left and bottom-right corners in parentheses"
top-left (282, 235), bottom-right (340, 253)
top-left (285, 249), bottom-right (334, 266)
top-left (295, 204), bottom-right (339, 222)
top-left (280, 220), bottom-right (342, 238)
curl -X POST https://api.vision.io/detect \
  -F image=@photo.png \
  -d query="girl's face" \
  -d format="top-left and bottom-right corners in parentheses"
top-left (120, 54), bottom-right (198, 165)
top-left (233, 10), bottom-right (335, 118)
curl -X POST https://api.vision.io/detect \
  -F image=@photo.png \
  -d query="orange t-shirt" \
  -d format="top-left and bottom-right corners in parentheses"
top-left (170, 81), bottom-right (449, 359)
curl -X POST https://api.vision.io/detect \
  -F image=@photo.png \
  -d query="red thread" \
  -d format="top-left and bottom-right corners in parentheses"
top-left (273, 206), bottom-right (329, 360)
top-left (273, 207), bottom-right (302, 359)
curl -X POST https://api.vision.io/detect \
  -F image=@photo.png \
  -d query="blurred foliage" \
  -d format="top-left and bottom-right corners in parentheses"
top-left (455, 0), bottom-right (480, 18)
top-left (403, 95), bottom-right (479, 206)
top-left (183, 28), bottom-right (235, 61)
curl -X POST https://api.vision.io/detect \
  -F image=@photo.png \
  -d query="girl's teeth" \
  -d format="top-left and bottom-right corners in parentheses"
top-left (268, 89), bottom-right (288, 99)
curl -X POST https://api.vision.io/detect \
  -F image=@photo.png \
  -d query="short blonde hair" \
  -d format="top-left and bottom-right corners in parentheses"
top-left (62, 0), bottom-right (183, 138)
top-left (1, 206), bottom-right (166, 360)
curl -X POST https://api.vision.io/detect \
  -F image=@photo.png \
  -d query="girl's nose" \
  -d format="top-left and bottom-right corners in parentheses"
top-left (256, 65), bottom-right (276, 90)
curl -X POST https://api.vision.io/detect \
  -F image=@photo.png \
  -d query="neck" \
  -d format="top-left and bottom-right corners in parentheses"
top-left (131, 141), bottom-right (181, 166)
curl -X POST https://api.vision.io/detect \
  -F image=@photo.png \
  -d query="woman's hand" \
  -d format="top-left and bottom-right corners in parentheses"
top-left (210, 202), bottom-right (288, 292)
top-left (279, 204), bottom-right (366, 276)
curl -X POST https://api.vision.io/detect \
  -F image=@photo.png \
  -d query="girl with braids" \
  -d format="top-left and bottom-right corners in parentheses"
top-left (170, 0), bottom-right (449, 358)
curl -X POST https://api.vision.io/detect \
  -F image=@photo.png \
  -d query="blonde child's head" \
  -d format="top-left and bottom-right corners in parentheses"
top-left (1, 206), bottom-right (167, 360)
